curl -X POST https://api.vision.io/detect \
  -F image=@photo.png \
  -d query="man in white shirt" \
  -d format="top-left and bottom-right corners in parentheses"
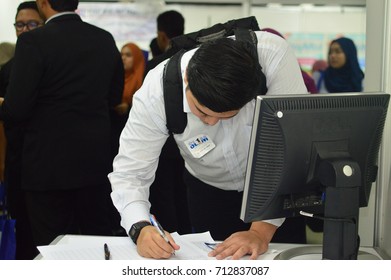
top-left (109, 31), bottom-right (307, 260)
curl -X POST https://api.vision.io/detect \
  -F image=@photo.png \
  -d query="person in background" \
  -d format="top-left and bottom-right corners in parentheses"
top-left (144, 10), bottom-right (185, 76)
top-left (313, 37), bottom-right (364, 93)
top-left (109, 31), bottom-right (307, 260)
top-left (108, 42), bottom-right (145, 235)
top-left (301, 70), bottom-right (318, 94)
top-left (0, 3), bottom-right (43, 97)
top-left (0, 0), bottom-right (123, 250)
top-left (0, 119), bottom-right (4, 183)
top-left (0, 42), bottom-right (15, 183)
top-left (261, 28), bottom-right (318, 94)
top-left (311, 59), bottom-right (328, 75)
top-left (0, 42), bottom-right (15, 70)
top-left (116, 42), bottom-right (145, 118)
top-left (311, 59), bottom-right (327, 92)
top-left (143, 10), bottom-right (191, 235)
top-left (0, 1), bottom-right (44, 260)
top-left (148, 37), bottom-right (163, 59)
top-left (156, 10), bottom-right (185, 52)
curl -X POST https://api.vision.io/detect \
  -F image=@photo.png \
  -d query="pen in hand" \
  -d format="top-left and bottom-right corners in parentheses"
top-left (149, 214), bottom-right (176, 255)
top-left (104, 243), bottom-right (111, 260)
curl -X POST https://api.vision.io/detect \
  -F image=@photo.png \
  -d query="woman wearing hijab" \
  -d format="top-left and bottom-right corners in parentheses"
top-left (110, 42), bottom-right (145, 156)
top-left (116, 42), bottom-right (145, 115)
top-left (111, 42), bottom-right (145, 156)
top-left (314, 37), bottom-right (364, 93)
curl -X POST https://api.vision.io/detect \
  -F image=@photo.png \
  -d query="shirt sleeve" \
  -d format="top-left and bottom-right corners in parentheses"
top-left (255, 31), bottom-right (308, 95)
top-left (108, 64), bottom-right (169, 233)
top-left (262, 218), bottom-right (285, 227)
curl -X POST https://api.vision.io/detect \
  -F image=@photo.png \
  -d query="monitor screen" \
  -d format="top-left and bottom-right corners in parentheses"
top-left (240, 92), bottom-right (389, 259)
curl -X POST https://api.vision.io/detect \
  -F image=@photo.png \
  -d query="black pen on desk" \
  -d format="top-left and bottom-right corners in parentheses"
top-left (104, 243), bottom-right (111, 260)
top-left (149, 214), bottom-right (176, 255)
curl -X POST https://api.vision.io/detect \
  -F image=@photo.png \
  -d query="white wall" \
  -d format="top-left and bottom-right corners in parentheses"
top-left (0, 0), bottom-right (23, 44)
top-left (176, 4), bottom-right (366, 34)
top-left (381, 0), bottom-right (391, 259)
top-left (367, 0), bottom-right (391, 259)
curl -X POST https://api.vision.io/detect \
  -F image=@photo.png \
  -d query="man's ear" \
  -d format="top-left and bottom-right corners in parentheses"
top-left (37, 0), bottom-right (46, 9)
top-left (184, 68), bottom-right (188, 85)
top-left (161, 32), bottom-right (170, 50)
top-left (37, 0), bottom-right (49, 14)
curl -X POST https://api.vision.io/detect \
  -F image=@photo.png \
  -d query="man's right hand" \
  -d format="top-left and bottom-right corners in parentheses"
top-left (136, 226), bottom-right (180, 259)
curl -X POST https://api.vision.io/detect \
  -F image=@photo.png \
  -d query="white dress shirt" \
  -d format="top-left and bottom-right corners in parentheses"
top-left (108, 31), bottom-right (308, 233)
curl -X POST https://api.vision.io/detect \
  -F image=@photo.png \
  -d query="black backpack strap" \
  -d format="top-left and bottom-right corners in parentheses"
top-left (163, 49), bottom-right (187, 134)
top-left (234, 28), bottom-right (268, 95)
top-left (170, 16), bottom-right (260, 51)
top-left (234, 28), bottom-right (258, 47)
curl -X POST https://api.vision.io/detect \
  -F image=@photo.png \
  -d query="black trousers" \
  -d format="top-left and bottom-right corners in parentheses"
top-left (184, 169), bottom-right (307, 243)
top-left (24, 184), bottom-right (113, 247)
top-left (4, 125), bottom-right (37, 259)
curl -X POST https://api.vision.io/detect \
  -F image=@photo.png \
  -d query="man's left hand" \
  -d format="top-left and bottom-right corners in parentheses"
top-left (208, 221), bottom-right (277, 260)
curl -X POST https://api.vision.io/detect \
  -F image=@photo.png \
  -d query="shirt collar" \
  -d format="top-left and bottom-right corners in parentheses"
top-left (46, 12), bottom-right (78, 24)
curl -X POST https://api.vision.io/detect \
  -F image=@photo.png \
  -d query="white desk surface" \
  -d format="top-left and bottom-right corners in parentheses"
top-left (34, 233), bottom-right (383, 260)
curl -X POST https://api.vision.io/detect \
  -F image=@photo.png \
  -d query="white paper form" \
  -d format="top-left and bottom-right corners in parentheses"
top-left (37, 232), bottom-right (217, 260)
top-left (170, 231), bottom-right (216, 260)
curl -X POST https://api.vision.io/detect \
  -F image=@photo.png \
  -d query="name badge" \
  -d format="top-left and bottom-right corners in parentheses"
top-left (184, 134), bottom-right (215, 158)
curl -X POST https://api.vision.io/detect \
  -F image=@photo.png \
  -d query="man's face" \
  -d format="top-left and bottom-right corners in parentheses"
top-left (185, 86), bottom-right (239, 126)
top-left (14, 8), bottom-right (44, 37)
top-left (121, 46), bottom-right (134, 72)
top-left (328, 42), bottom-right (347, 69)
top-left (183, 72), bottom-right (239, 126)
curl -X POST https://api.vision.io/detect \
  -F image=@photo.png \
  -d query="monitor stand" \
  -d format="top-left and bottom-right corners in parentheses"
top-left (273, 245), bottom-right (381, 260)
top-left (318, 158), bottom-right (362, 259)
top-left (292, 158), bottom-right (368, 259)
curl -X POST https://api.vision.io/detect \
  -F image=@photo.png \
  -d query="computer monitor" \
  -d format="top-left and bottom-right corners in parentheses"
top-left (240, 92), bottom-right (389, 260)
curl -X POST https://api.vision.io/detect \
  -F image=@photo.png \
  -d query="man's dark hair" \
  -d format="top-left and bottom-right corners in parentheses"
top-left (187, 38), bottom-right (263, 112)
top-left (48, 0), bottom-right (78, 12)
top-left (16, 1), bottom-right (39, 19)
top-left (157, 10), bottom-right (185, 39)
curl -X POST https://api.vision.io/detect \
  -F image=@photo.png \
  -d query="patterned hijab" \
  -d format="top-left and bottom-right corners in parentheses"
top-left (324, 37), bottom-right (364, 93)
top-left (121, 43), bottom-right (146, 106)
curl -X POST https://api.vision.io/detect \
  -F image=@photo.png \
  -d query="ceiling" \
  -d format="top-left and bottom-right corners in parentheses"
top-left (79, 0), bottom-right (366, 6)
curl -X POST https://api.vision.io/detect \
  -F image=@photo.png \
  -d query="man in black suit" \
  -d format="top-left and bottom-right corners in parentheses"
top-left (0, 0), bottom-right (124, 249)
top-left (0, 1), bottom-right (45, 260)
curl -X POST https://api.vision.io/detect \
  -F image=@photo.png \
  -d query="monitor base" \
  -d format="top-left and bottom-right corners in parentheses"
top-left (273, 245), bottom-right (381, 260)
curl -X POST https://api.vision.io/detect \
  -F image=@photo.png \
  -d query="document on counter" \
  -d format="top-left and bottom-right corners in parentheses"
top-left (37, 231), bottom-right (217, 260)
